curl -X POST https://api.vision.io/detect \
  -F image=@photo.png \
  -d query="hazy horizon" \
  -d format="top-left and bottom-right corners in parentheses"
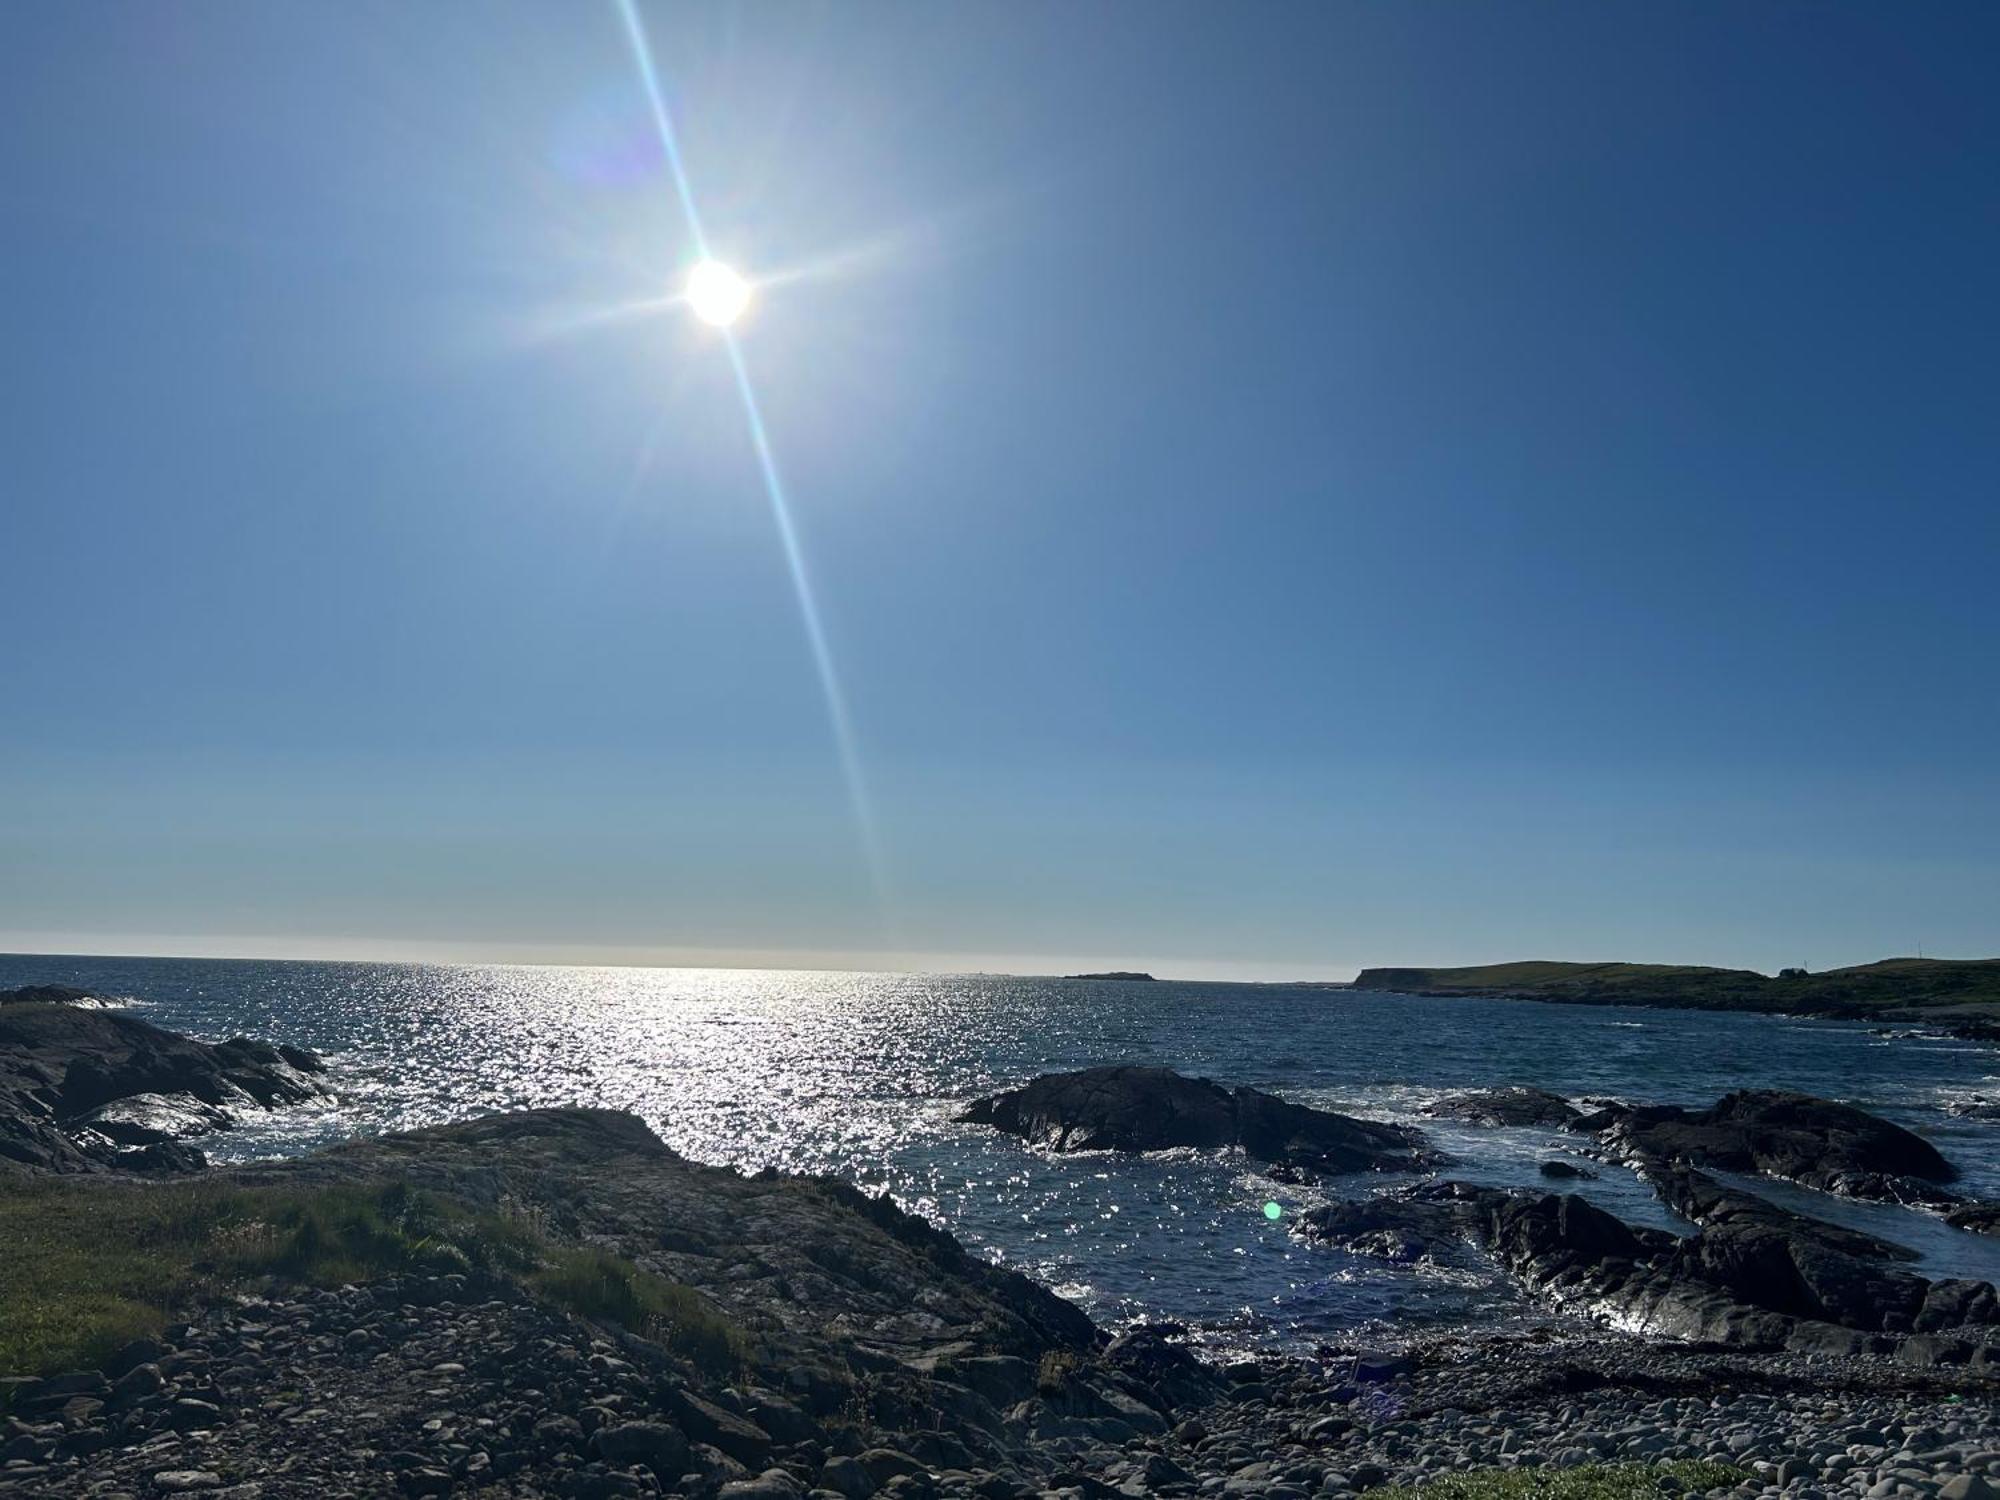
top-left (6, 4), bottom-right (1997, 973)
top-left (4, 934), bottom-right (1992, 990)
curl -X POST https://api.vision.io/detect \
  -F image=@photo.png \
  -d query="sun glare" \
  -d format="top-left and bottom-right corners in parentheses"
top-left (686, 259), bottom-right (752, 327)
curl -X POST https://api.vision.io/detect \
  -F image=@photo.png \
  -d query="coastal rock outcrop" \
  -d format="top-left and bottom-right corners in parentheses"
top-left (1424, 1086), bottom-right (1581, 1128)
top-left (961, 1065), bottom-right (1439, 1175)
top-left (0, 997), bottom-right (329, 1174)
top-left (1583, 1089), bottom-right (1959, 1204)
top-left (1305, 1159), bottom-right (2000, 1360)
top-left (18, 1104), bottom-right (2000, 1500)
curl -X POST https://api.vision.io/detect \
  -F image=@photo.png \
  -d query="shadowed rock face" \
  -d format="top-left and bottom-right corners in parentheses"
top-left (1424, 1086), bottom-right (1581, 1128)
top-left (961, 1065), bottom-right (1440, 1175)
top-left (1587, 1089), bottom-right (1958, 1203)
top-left (239, 1108), bottom-right (1108, 1367)
top-left (0, 1001), bottom-right (328, 1174)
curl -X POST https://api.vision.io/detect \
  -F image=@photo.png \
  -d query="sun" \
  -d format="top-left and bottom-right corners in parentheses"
top-left (685, 259), bottom-right (752, 328)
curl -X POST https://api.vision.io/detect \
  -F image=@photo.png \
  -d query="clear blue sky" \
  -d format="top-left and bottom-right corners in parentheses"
top-left (3, 3), bottom-right (1995, 979)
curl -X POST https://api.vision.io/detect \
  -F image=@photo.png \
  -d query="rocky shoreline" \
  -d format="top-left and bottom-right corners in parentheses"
top-left (0, 987), bottom-right (332, 1175)
top-left (6, 997), bottom-right (2000, 1500)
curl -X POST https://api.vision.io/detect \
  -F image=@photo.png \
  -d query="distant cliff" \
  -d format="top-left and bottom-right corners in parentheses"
top-left (1351, 957), bottom-right (2000, 1027)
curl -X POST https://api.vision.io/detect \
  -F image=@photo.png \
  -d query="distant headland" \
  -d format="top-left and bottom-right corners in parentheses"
top-left (1064, 970), bottom-right (1158, 982)
top-left (1352, 956), bottom-right (2000, 1031)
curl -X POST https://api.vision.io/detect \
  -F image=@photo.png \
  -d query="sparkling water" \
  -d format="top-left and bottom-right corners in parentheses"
top-left (8, 954), bottom-right (1998, 1352)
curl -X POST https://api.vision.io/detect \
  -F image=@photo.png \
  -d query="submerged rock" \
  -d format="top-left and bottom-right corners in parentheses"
top-left (961, 1065), bottom-right (1440, 1175)
top-left (1425, 1086), bottom-right (1582, 1128)
top-left (0, 983), bottom-right (109, 1007)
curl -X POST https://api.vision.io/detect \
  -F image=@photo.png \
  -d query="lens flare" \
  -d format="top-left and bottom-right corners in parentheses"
top-left (613, 0), bottom-right (895, 938)
top-left (686, 259), bottom-right (751, 327)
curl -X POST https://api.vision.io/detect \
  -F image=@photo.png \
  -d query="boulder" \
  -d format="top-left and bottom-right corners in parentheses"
top-left (960, 1066), bottom-right (1438, 1175)
top-left (1539, 1160), bottom-right (1596, 1180)
top-left (594, 1420), bottom-right (690, 1473)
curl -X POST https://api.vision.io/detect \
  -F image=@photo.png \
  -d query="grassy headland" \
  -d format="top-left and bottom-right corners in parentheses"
top-left (1351, 957), bottom-right (2000, 1026)
top-left (0, 1174), bottom-right (745, 1379)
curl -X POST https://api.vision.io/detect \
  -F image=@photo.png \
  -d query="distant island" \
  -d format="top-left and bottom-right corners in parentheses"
top-left (1352, 956), bottom-right (2000, 1030)
top-left (1064, 970), bottom-right (1157, 982)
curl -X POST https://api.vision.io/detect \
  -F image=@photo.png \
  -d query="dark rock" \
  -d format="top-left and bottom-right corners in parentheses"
top-left (111, 1363), bottom-right (166, 1401)
top-left (1947, 1203), bottom-right (2000, 1237)
top-left (1299, 1189), bottom-right (1474, 1265)
top-left (55, 1425), bottom-right (109, 1458)
top-left (819, 1454), bottom-right (878, 1498)
top-left (960, 1066), bottom-right (1438, 1175)
top-left (1424, 1087), bottom-right (1581, 1128)
top-left (1538, 1160), bottom-right (1596, 1180)
top-left (122, 1141), bottom-right (212, 1174)
top-left (594, 1420), bottom-right (690, 1474)
top-left (169, 1397), bottom-right (224, 1430)
top-left (674, 1392), bottom-right (775, 1468)
top-left (947, 1356), bottom-right (1037, 1410)
top-left (0, 1001), bottom-right (329, 1174)
top-left (741, 1390), bottom-right (818, 1445)
top-left (533, 1413), bottom-right (587, 1452)
top-left (73, 1093), bottom-right (234, 1147)
top-left (1593, 1089), bottom-right (1958, 1201)
top-left (1350, 1353), bottom-right (1413, 1383)
top-left (152, 1473), bottom-right (225, 1494)
top-left (104, 1337), bottom-right (171, 1378)
top-left (1298, 1168), bottom-right (1985, 1354)
top-left (0, 984), bottom-right (105, 1007)
top-left (717, 1471), bottom-right (805, 1500)
top-left (856, 1449), bottom-right (930, 1486)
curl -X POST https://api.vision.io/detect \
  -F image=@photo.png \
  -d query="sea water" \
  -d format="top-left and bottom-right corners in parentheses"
top-left (8, 955), bottom-right (1999, 1353)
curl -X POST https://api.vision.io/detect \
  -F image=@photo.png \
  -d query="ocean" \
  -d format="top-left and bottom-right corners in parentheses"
top-left (9, 954), bottom-right (2000, 1354)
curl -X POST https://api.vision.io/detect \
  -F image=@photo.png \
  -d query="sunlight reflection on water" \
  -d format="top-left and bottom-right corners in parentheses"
top-left (8, 957), bottom-right (1998, 1353)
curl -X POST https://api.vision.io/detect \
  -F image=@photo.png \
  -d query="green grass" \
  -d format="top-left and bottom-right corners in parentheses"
top-left (0, 1175), bottom-right (744, 1381)
top-left (1362, 1461), bottom-right (1749, 1500)
top-left (529, 1243), bottom-right (746, 1374)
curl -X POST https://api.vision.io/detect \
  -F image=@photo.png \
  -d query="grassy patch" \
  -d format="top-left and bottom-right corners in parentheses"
top-left (530, 1243), bottom-right (746, 1374)
top-left (0, 1176), bottom-right (742, 1379)
top-left (1363, 1461), bottom-right (1749, 1500)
